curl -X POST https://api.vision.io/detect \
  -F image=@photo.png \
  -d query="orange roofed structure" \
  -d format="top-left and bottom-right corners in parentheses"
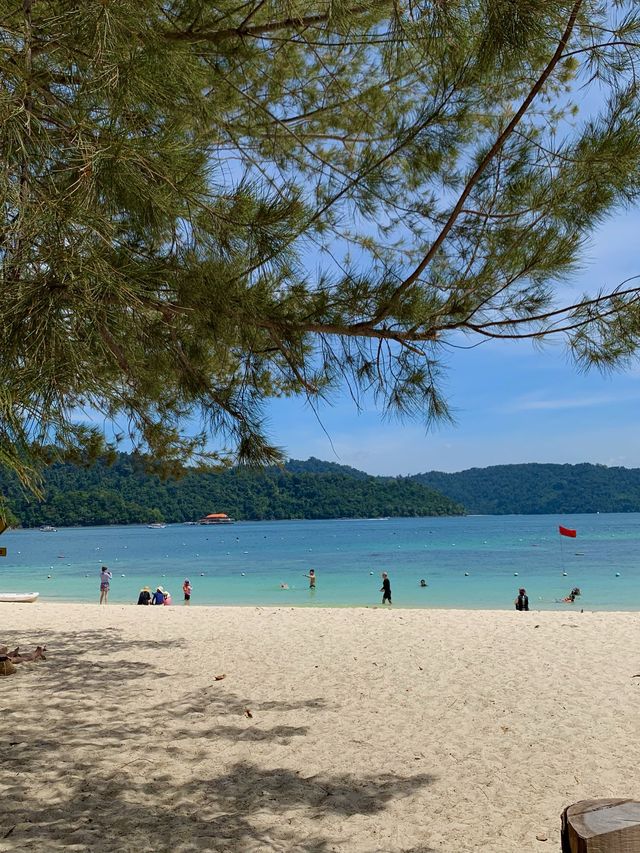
top-left (198, 512), bottom-right (234, 525)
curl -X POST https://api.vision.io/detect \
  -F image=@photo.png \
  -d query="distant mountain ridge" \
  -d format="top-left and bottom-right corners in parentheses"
top-left (3, 457), bottom-right (639, 526)
top-left (411, 462), bottom-right (640, 514)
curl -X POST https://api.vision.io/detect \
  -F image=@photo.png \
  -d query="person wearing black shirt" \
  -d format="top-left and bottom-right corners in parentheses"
top-left (381, 572), bottom-right (392, 605)
top-left (137, 587), bottom-right (151, 605)
top-left (514, 588), bottom-right (529, 611)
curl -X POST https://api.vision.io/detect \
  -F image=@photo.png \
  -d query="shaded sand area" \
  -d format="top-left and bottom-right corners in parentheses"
top-left (2, 604), bottom-right (640, 852)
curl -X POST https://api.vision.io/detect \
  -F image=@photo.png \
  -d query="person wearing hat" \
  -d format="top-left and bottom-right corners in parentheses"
top-left (182, 578), bottom-right (192, 605)
top-left (152, 586), bottom-right (165, 606)
top-left (137, 586), bottom-right (152, 605)
top-left (163, 589), bottom-right (173, 606)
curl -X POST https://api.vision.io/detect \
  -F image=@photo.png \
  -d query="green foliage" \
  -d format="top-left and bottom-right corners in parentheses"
top-left (2, 2), bottom-right (640, 481)
top-left (413, 462), bottom-right (640, 514)
top-left (0, 453), bottom-right (464, 527)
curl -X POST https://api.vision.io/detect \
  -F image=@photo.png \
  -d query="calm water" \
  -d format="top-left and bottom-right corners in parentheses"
top-left (0, 514), bottom-right (638, 610)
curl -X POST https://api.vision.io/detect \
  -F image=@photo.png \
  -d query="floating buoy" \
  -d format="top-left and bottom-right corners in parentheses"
top-left (464, 572), bottom-right (469, 576)
top-left (241, 572), bottom-right (246, 576)
top-left (562, 572), bottom-right (568, 577)
top-left (513, 572), bottom-right (518, 576)
top-left (616, 572), bottom-right (621, 577)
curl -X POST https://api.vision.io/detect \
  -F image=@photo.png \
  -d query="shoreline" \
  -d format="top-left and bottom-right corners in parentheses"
top-left (3, 604), bottom-right (640, 851)
top-left (5, 597), bottom-right (633, 612)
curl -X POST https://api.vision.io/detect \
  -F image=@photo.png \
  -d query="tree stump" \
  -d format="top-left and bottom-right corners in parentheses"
top-left (0, 656), bottom-right (16, 676)
top-left (562, 799), bottom-right (640, 852)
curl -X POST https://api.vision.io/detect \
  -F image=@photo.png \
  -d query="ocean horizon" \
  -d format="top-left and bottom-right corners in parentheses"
top-left (0, 512), bottom-right (638, 610)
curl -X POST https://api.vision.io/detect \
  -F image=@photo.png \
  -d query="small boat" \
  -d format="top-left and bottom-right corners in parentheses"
top-left (198, 513), bottom-right (234, 525)
top-left (39, 525), bottom-right (57, 532)
top-left (0, 592), bottom-right (40, 603)
top-left (146, 523), bottom-right (166, 529)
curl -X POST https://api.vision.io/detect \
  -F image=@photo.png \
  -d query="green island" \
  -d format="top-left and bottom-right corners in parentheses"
top-left (0, 454), bottom-right (464, 527)
top-left (414, 463), bottom-right (640, 515)
top-left (3, 456), bottom-right (640, 527)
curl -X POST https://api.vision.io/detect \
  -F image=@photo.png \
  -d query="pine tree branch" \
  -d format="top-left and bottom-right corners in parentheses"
top-left (367, 0), bottom-right (585, 326)
top-left (162, 4), bottom-right (382, 44)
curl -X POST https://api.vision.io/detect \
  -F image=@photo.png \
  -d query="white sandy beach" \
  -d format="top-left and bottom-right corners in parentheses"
top-left (1, 603), bottom-right (639, 852)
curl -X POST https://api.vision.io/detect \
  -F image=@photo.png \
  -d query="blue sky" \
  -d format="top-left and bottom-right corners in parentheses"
top-left (263, 214), bottom-right (640, 475)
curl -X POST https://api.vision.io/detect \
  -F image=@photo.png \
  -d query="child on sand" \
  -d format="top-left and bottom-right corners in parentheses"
top-left (381, 572), bottom-right (392, 605)
top-left (99, 566), bottom-right (112, 605)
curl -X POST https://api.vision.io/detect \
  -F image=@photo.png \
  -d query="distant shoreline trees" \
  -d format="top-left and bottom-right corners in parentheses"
top-left (1, 454), bottom-right (464, 527)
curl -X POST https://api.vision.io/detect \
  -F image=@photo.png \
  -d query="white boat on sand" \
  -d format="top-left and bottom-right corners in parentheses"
top-left (0, 592), bottom-right (40, 603)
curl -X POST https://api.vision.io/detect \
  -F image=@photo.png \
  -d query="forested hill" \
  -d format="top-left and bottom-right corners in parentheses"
top-left (0, 455), bottom-right (463, 528)
top-left (412, 463), bottom-right (640, 514)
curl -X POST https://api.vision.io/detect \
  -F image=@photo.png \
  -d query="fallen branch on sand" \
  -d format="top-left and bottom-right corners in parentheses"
top-left (5, 645), bottom-right (47, 663)
top-left (0, 645), bottom-right (47, 675)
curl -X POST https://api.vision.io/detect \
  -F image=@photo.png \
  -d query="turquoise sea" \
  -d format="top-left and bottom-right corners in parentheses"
top-left (0, 513), bottom-right (638, 610)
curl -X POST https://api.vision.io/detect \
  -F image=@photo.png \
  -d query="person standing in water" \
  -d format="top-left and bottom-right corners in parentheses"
top-left (99, 566), bottom-right (112, 605)
top-left (514, 588), bottom-right (529, 611)
top-left (305, 569), bottom-right (316, 589)
top-left (183, 578), bottom-right (192, 604)
top-left (381, 572), bottom-right (392, 605)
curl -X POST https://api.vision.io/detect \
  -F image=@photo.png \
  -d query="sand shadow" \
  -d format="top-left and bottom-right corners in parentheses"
top-left (1, 626), bottom-right (437, 851)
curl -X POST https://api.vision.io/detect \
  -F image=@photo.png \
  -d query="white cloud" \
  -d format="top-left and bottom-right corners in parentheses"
top-left (503, 390), bottom-right (640, 413)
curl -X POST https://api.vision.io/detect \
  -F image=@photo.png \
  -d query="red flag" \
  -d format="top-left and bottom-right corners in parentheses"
top-left (559, 525), bottom-right (577, 538)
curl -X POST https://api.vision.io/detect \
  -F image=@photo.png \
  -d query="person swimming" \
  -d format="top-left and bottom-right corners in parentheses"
top-left (420, 579), bottom-right (427, 588)
top-left (563, 586), bottom-right (581, 603)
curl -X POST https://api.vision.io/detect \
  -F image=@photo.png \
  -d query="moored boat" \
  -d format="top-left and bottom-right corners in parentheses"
top-left (39, 525), bottom-right (57, 532)
top-left (198, 512), bottom-right (234, 525)
top-left (0, 592), bottom-right (40, 603)
top-left (146, 523), bottom-right (166, 529)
